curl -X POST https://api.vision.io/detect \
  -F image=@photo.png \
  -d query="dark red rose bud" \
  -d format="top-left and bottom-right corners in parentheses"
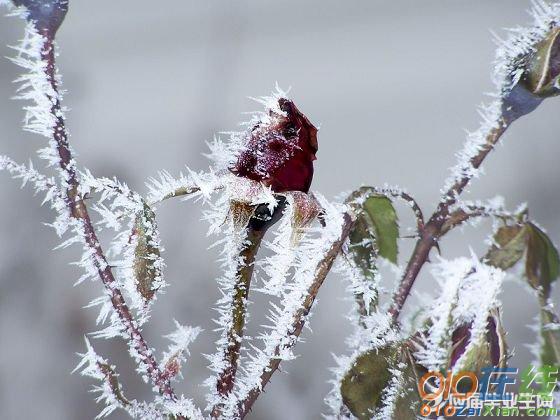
top-left (230, 98), bottom-right (318, 193)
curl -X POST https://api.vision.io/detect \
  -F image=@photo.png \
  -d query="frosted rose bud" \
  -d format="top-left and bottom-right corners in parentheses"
top-left (12, 0), bottom-right (69, 35)
top-left (502, 25), bottom-right (560, 121)
top-left (230, 98), bottom-right (318, 193)
top-left (521, 26), bottom-right (560, 98)
top-left (449, 309), bottom-right (507, 375)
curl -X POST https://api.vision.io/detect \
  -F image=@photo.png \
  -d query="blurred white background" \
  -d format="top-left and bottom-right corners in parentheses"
top-left (1, 1), bottom-right (559, 419)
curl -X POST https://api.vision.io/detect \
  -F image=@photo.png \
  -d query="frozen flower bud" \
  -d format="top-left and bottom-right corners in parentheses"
top-left (520, 26), bottom-right (560, 98)
top-left (449, 309), bottom-right (507, 376)
top-left (13, 0), bottom-right (69, 35)
top-left (502, 25), bottom-right (560, 121)
top-left (287, 191), bottom-right (322, 243)
top-left (230, 98), bottom-right (318, 193)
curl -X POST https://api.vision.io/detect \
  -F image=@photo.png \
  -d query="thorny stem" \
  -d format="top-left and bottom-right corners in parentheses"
top-left (39, 30), bottom-right (181, 408)
top-left (388, 117), bottom-right (510, 322)
top-left (440, 203), bottom-right (524, 235)
top-left (235, 213), bottom-right (355, 419)
top-left (213, 226), bottom-right (266, 414)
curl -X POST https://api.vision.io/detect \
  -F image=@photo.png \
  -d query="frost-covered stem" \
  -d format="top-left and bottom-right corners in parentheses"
top-left (388, 117), bottom-right (510, 322)
top-left (214, 227), bottom-right (266, 402)
top-left (434, 119), bottom-right (509, 221)
top-left (38, 31), bottom-right (180, 406)
top-left (235, 213), bottom-right (355, 419)
top-left (441, 203), bottom-right (522, 235)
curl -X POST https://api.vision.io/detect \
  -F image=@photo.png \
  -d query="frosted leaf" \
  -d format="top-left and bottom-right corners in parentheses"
top-left (74, 338), bottom-right (160, 419)
top-left (160, 320), bottom-right (201, 382)
top-left (371, 364), bottom-right (406, 420)
top-left (255, 192), bottom-right (320, 297)
top-left (326, 311), bottom-right (401, 417)
top-left (413, 254), bottom-right (505, 373)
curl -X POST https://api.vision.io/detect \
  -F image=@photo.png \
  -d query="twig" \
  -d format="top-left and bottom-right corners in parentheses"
top-left (37, 27), bottom-right (181, 406)
top-left (235, 212), bottom-right (355, 419)
top-left (440, 203), bottom-right (524, 235)
top-left (213, 227), bottom-right (266, 407)
top-left (388, 117), bottom-right (510, 322)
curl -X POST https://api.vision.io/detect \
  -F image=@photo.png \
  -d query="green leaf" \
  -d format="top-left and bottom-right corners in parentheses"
top-left (484, 224), bottom-right (528, 270)
top-left (540, 307), bottom-right (560, 366)
top-left (362, 195), bottom-right (399, 264)
top-left (525, 222), bottom-right (560, 298)
top-left (340, 343), bottom-right (421, 420)
top-left (340, 345), bottom-right (396, 420)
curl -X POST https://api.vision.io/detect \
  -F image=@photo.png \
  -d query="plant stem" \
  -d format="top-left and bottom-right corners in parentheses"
top-left (215, 227), bottom-right (265, 400)
top-left (39, 30), bottom-right (180, 406)
top-left (235, 213), bottom-right (355, 419)
top-left (388, 117), bottom-right (510, 322)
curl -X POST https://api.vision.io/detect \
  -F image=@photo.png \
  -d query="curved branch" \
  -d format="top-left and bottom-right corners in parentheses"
top-left (440, 203), bottom-right (524, 236)
top-left (350, 185), bottom-right (425, 233)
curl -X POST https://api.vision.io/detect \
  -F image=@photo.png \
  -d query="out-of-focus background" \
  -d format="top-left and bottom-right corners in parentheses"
top-left (1, 1), bottom-right (559, 419)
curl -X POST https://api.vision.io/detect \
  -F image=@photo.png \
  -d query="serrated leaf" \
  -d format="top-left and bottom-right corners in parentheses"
top-left (362, 195), bottom-right (399, 264)
top-left (484, 224), bottom-right (527, 270)
top-left (340, 343), bottom-right (421, 420)
top-left (132, 202), bottom-right (161, 302)
top-left (525, 223), bottom-right (560, 298)
top-left (340, 345), bottom-right (396, 420)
